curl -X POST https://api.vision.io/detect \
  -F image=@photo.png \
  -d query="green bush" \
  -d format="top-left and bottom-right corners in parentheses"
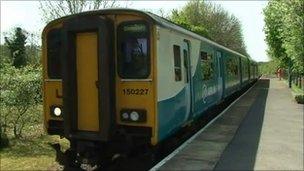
top-left (0, 62), bottom-right (42, 138)
top-left (295, 94), bottom-right (304, 104)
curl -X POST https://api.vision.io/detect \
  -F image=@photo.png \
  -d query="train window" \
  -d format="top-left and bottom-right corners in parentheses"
top-left (234, 59), bottom-right (239, 76)
top-left (251, 64), bottom-right (254, 78)
top-left (47, 29), bottom-right (61, 79)
top-left (246, 62), bottom-right (250, 77)
top-left (242, 60), bottom-right (249, 79)
top-left (200, 51), bottom-right (207, 60)
top-left (226, 57), bottom-right (238, 77)
top-left (216, 51), bottom-right (222, 77)
top-left (117, 21), bottom-right (150, 79)
top-left (173, 45), bottom-right (182, 81)
top-left (183, 49), bottom-right (189, 82)
top-left (227, 58), bottom-right (232, 77)
top-left (200, 51), bottom-right (214, 81)
top-left (183, 49), bottom-right (188, 68)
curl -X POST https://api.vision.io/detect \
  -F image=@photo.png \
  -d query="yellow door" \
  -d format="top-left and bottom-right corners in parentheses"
top-left (76, 32), bottom-right (99, 132)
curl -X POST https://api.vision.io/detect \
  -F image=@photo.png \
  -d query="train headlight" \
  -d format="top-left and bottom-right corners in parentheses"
top-left (120, 109), bottom-right (146, 123)
top-left (54, 107), bottom-right (62, 116)
top-left (130, 111), bottom-right (139, 121)
top-left (50, 105), bottom-right (63, 117)
top-left (122, 112), bottom-right (129, 119)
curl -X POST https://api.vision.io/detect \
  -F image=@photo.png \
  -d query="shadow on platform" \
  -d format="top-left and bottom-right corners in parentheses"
top-left (214, 79), bottom-right (270, 170)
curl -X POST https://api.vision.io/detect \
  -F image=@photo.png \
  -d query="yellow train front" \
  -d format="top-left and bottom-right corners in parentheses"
top-left (43, 9), bottom-right (158, 168)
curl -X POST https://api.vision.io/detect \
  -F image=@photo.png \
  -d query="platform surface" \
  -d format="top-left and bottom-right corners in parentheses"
top-left (157, 78), bottom-right (304, 170)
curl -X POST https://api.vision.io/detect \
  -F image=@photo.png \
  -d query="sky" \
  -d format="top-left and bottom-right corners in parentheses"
top-left (0, 0), bottom-right (269, 62)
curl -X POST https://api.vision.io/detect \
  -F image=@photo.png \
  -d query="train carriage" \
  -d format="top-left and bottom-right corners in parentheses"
top-left (42, 9), bottom-right (258, 167)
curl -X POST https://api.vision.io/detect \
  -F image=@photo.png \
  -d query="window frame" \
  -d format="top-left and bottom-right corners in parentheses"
top-left (117, 20), bottom-right (151, 79)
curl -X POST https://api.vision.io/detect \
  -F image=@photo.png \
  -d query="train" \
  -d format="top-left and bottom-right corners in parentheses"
top-left (42, 9), bottom-right (258, 169)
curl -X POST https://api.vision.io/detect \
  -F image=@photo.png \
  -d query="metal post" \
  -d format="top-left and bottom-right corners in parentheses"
top-left (288, 59), bottom-right (292, 88)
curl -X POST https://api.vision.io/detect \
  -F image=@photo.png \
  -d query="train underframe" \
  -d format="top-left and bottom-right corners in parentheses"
top-left (50, 125), bottom-right (153, 170)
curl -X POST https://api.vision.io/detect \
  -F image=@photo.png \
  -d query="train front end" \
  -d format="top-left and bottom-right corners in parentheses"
top-left (42, 10), bottom-right (157, 168)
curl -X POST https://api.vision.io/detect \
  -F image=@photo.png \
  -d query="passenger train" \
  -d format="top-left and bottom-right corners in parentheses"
top-left (42, 9), bottom-right (258, 168)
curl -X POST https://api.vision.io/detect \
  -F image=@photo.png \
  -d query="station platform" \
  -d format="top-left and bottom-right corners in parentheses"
top-left (152, 78), bottom-right (304, 170)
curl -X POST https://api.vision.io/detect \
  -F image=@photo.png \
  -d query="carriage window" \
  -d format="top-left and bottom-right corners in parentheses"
top-left (47, 29), bottom-right (61, 79)
top-left (183, 49), bottom-right (188, 68)
top-left (117, 22), bottom-right (150, 79)
top-left (200, 51), bottom-right (214, 81)
top-left (201, 51), bottom-right (207, 60)
top-left (242, 60), bottom-right (249, 79)
top-left (173, 45), bottom-right (182, 81)
top-left (251, 64), bottom-right (254, 78)
top-left (246, 61), bottom-right (249, 78)
top-left (227, 57), bottom-right (238, 77)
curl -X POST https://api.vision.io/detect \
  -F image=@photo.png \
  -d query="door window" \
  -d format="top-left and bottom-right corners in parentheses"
top-left (173, 45), bottom-right (182, 81)
top-left (183, 40), bottom-right (190, 83)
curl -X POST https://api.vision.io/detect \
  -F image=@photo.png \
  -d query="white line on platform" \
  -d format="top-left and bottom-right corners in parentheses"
top-left (149, 81), bottom-right (258, 171)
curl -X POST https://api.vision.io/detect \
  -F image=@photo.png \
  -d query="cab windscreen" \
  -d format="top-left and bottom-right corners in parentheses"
top-left (47, 29), bottom-right (61, 79)
top-left (117, 21), bottom-right (150, 79)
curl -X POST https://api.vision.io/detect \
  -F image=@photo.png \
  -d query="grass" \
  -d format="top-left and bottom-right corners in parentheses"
top-left (0, 104), bottom-right (71, 170)
top-left (282, 78), bottom-right (304, 104)
top-left (291, 84), bottom-right (304, 95)
top-left (283, 79), bottom-right (304, 95)
top-left (0, 131), bottom-right (69, 170)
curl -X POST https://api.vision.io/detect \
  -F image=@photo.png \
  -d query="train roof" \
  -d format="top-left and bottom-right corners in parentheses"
top-left (45, 8), bottom-right (255, 62)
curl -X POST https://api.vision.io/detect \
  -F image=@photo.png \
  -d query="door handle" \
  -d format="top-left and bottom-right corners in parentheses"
top-left (95, 81), bottom-right (99, 88)
top-left (56, 89), bottom-right (63, 98)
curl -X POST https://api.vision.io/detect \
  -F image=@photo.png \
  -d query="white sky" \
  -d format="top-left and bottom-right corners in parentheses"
top-left (0, 0), bottom-right (269, 62)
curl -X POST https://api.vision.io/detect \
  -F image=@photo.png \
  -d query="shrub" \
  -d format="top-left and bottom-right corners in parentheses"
top-left (0, 63), bottom-right (42, 138)
top-left (295, 94), bottom-right (304, 104)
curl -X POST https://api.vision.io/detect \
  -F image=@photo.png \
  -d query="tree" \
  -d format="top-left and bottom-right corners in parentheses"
top-left (281, 0), bottom-right (304, 75)
top-left (142, 8), bottom-right (170, 19)
top-left (4, 27), bottom-right (28, 68)
top-left (264, 0), bottom-right (304, 87)
top-left (0, 44), bottom-right (12, 69)
top-left (39, 0), bottom-right (119, 23)
top-left (26, 32), bottom-right (41, 66)
top-left (264, 0), bottom-right (304, 72)
top-left (264, 1), bottom-right (288, 67)
top-left (0, 64), bottom-right (42, 138)
top-left (170, 0), bottom-right (248, 55)
top-left (258, 59), bottom-right (280, 76)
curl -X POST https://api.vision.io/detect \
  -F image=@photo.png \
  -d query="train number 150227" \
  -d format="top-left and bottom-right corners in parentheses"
top-left (122, 88), bottom-right (148, 95)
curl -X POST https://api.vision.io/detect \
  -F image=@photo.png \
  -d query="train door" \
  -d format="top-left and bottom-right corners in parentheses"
top-left (62, 16), bottom-right (115, 141)
top-left (216, 51), bottom-right (224, 100)
top-left (182, 40), bottom-right (193, 121)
